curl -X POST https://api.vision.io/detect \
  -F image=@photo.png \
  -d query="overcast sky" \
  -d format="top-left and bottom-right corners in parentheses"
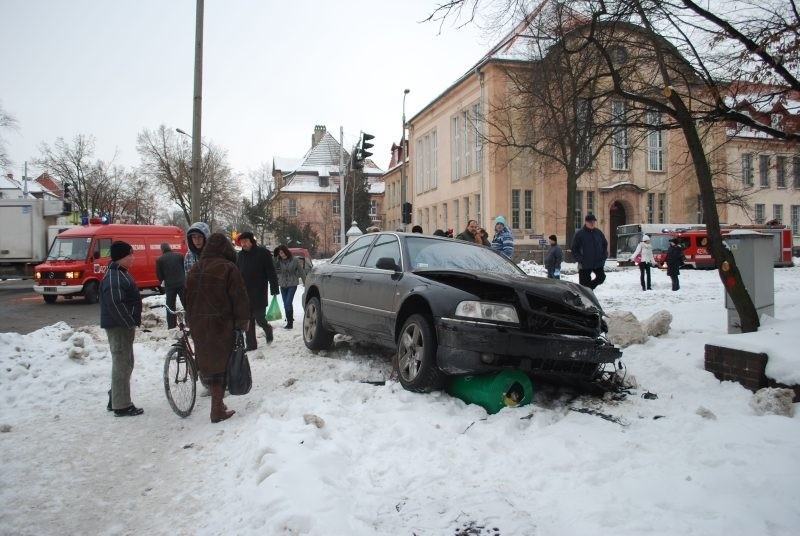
top-left (0, 1), bottom-right (494, 187)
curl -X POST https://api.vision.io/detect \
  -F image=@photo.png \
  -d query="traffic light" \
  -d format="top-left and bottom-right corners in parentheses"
top-left (402, 202), bottom-right (412, 224)
top-left (361, 133), bottom-right (374, 160)
top-left (352, 132), bottom-right (375, 170)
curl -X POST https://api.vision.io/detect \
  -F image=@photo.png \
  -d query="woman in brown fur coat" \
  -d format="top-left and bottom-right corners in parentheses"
top-left (185, 233), bottom-right (250, 422)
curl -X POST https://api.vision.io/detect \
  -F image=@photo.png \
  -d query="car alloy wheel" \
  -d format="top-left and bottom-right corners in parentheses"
top-left (396, 314), bottom-right (443, 392)
top-left (302, 296), bottom-right (333, 351)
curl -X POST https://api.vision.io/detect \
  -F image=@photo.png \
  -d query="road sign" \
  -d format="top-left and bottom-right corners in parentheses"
top-left (539, 239), bottom-right (548, 246)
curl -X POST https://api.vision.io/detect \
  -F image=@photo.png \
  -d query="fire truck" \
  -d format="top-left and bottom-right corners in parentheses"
top-left (617, 223), bottom-right (794, 269)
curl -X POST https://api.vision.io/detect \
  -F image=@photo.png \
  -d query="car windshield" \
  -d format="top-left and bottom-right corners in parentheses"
top-left (406, 236), bottom-right (523, 275)
top-left (46, 237), bottom-right (90, 260)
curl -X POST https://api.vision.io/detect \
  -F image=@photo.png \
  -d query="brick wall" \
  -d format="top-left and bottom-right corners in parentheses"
top-left (704, 344), bottom-right (800, 401)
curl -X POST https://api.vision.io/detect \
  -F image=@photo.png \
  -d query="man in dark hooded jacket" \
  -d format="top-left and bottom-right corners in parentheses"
top-left (156, 242), bottom-right (185, 328)
top-left (236, 231), bottom-right (279, 351)
top-left (184, 221), bottom-right (211, 275)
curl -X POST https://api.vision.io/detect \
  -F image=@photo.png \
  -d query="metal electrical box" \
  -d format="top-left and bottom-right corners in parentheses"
top-left (724, 231), bottom-right (774, 333)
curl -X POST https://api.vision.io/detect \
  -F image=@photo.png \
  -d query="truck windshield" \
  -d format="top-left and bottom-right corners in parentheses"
top-left (47, 237), bottom-right (91, 261)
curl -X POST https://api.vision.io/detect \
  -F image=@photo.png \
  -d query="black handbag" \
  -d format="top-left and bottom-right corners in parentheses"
top-left (226, 331), bottom-right (252, 395)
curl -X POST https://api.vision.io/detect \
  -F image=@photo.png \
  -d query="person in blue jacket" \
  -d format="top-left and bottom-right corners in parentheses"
top-left (570, 214), bottom-right (608, 290)
top-left (491, 216), bottom-right (514, 258)
top-left (100, 241), bottom-right (144, 417)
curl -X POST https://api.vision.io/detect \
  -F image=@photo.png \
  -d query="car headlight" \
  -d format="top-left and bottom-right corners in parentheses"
top-left (35, 271), bottom-right (41, 279)
top-left (455, 301), bottom-right (519, 324)
top-left (65, 271), bottom-right (82, 279)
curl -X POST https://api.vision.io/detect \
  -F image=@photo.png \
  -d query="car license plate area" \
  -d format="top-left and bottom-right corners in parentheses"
top-left (43, 287), bottom-right (57, 293)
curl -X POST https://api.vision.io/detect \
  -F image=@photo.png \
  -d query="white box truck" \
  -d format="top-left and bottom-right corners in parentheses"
top-left (0, 198), bottom-right (69, 279)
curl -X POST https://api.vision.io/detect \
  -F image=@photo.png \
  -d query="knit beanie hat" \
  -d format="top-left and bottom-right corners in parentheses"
top-left (110, 241), bottom-right (133, 262)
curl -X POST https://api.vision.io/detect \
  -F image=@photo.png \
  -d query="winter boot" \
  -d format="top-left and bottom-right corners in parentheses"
top-left (285, 312), bottom-right (293, 330)
top-left (210, 383), bottom-right (235, 423)
top-left (264, 323), bottom-right (274, 344)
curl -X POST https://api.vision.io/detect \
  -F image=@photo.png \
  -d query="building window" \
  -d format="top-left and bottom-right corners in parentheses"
top-left (586, 191), bottom-right (595, 217)
top-left (576, 98), bottom-right (593, 170)
top-left (454, 200), bottom-right (459, 230)
top-left (759, 154), bottom-right (770, 187)
top-left (416, 129), bottom-right (437, 194)
top-left (647, 193), bottom-right (655, 224)
top-left (647, 110), bottom-right (664, 172)
top-left (319, 176), bottom-right (329, 188)
top-left (475, 194), bottom-right (481, 226)
top-left (333, 229), bottom-right (341, 244)
top-left (442, 203), bottom-right (448, 231)
top-left (432, 206), bottom-right (437, 229)
top-left (574, 191), bottom-right (583, 230)
top-left (742, 153), bottom-right (754, 186)
top-left (451, 115), bottom-right (460, 181)
top-left (510, 189), bottom-right (520, 229)
top-left (777, 156), bottom-right (787, 188)
top-left (425, 208), bottom-right (430, 231)
top-left (755, 203), bottom-right (766, 224)
top-left (472, 103), bottom-right (481, 172)
top-left (524, 190), bottom-right (532, 229)
top-left (451, 104), bottom-right (480, 180)
top-left (773, 204), bottom-right (783, 224)
top-left (611, 100), bottom-right (629, 170)
top-left (791, 205), bottom-right (800, 236)
top-left (431, 131), bottom-right (438, 189)
top-left (288, 199), bottom-right (297, 217)
top-left (794, 156), bottom-right (800, 188)
top-left (658, 193), bottom-right (666, 223)
top-left (369, 199), bottom-right (377, 217)
top-left (332, 197), bottom-right (340, 215)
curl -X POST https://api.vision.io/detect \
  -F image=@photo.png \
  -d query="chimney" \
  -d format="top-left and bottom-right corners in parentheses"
top-left (311, 125), bottom-right (326, 148)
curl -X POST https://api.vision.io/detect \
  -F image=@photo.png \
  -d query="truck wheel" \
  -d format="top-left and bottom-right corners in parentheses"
top-left (43, 295), bottom-right (57, 304)
top-left (84, 280), bottom-right (99, 304)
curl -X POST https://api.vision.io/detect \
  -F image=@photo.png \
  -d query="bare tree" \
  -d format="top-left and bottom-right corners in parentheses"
top-left (136, 125), bottom-right (239, 228)
top-left (0, 102), bottom-right (18, 170)
top-left (36, 134), bottom-right (125, 218)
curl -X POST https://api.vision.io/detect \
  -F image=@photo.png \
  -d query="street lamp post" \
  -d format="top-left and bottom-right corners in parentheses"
top-left (400, 89), bottom-right (410, 231)
top-left (190, 0), bottom-right (205, 224)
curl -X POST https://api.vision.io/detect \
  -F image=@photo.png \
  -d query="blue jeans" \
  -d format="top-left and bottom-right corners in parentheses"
top-left (280, 286), bottom-right (297, 320)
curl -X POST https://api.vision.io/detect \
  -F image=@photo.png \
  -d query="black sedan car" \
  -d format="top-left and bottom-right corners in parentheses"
top-left (302, 232), bottom-right (621, 392)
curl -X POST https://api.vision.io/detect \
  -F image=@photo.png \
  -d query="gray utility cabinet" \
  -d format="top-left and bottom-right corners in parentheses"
top-left (724, 231), bottom-right (774, 334)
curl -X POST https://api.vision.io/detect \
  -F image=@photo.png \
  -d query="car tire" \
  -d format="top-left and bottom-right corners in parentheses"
top-left (43, 294), bottom-right (57, 304)
top-left (303, 296), bottom-right (334, 351)
top-left (84, 280), bottom-right (99, 304)
top-left (396, 314), bottom-right (443, 393)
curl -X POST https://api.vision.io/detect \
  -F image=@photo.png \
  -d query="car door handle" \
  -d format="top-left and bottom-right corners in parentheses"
top-left (354, 277), bottom-right (362, 283)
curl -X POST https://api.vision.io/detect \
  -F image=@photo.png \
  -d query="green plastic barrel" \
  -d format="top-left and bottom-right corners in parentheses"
top-left (446, 370), bottom-right (533, 414)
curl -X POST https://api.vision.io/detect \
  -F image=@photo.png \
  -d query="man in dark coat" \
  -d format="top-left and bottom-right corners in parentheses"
top-left (155, 242), bottom-right (185, 329)
top-left (665, 237), bottom-right (685, 291)
top-left (571, 214), bottom-right (608, 289)
top-left (185, 233), bottom-right (250, 423)
top-left (456, 219), bottom-right (491, 246)
top-left (100, 241), bottom-right (144, 417)
top-left (236, 231), bottom-right (280, 351)
top-left (544, 234), bottom-right (563, 279)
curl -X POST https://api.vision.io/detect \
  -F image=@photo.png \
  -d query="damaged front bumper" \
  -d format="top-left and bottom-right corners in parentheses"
top-left (435, 317), bottom-right (622, 380)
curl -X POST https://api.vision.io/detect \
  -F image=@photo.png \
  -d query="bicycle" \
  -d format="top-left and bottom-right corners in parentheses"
top-left (160, 304), bottom-right (199, 418)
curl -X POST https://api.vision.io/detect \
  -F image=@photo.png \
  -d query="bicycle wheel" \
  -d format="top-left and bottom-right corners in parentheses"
top-left (163, 346), bottom-right (197, 418)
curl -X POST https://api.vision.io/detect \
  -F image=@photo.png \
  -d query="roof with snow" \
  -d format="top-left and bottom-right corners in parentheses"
top-left (275, 130), bottom-right (385, 195)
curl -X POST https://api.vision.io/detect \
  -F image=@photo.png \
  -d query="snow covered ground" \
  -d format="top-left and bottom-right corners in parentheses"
top-left (1, 260), bottom-right (799, 536)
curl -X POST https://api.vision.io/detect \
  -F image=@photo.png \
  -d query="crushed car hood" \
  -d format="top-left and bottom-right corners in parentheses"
top-left (413, 269), bottom-right (605, 315)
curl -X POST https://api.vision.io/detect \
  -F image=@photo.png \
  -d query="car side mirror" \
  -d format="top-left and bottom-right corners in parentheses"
top-left (376, 257), bottom-right (400, 272)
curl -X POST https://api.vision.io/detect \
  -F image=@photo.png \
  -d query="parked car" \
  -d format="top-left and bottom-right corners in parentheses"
top-left (301, 232), bottom-right (621, 392)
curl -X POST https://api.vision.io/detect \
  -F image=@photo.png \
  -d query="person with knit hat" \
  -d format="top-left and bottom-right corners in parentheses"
top-left (100, 240), bottom-right (144, 417)
top-left (236, 231), bottom-right (279, 351)
top-left (491, 216), bottom-right (514, 258)
top-left (631, 234), bottom-right (656, 291)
